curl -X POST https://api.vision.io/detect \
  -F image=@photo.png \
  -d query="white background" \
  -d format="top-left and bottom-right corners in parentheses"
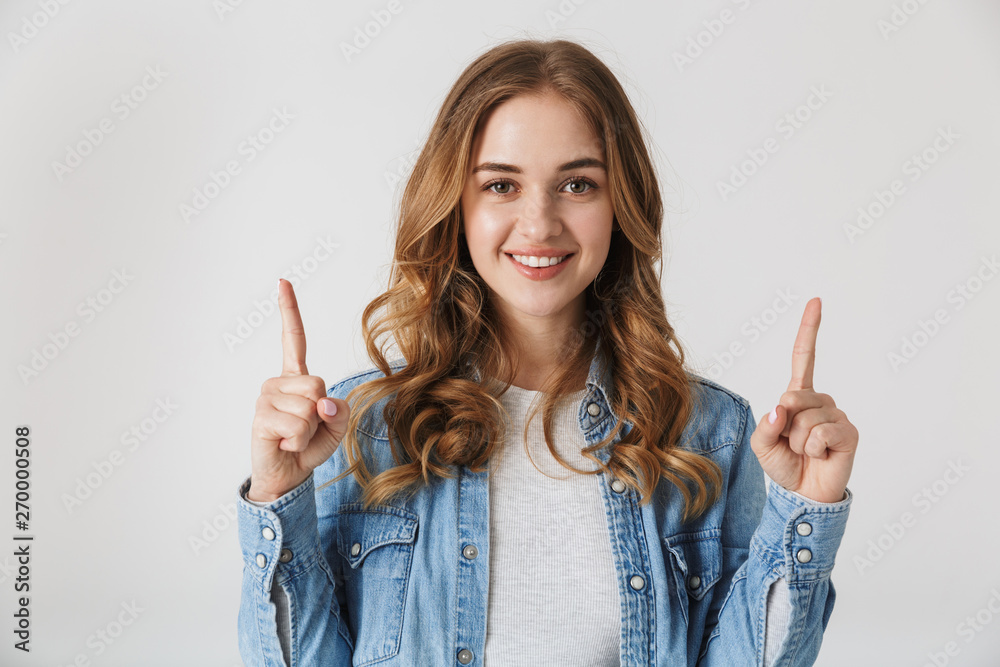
top-left (2, 0), bottom-right (999, 665)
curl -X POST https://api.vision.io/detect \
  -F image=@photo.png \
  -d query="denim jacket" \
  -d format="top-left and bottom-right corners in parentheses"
top-left (237, 340), bottom-right (853, 666)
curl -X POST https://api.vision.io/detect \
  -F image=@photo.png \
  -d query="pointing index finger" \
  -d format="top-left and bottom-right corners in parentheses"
top-left (788, 297), bottom-right (821, 392)
top-left (279, 279), bottom-right (308, 376)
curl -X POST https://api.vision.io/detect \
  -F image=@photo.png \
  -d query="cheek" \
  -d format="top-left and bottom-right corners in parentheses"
top-left (576, 208), bottom-right (614, 248)
top-left (463, 212), bottom-right (506, 256)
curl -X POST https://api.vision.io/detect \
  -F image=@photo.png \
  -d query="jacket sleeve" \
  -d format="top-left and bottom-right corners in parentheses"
top-left (237, 471), bottom-right (354, 666)
top-left (237, 385), bottom-right (356, 666)
top-left (697, 403), bottom-right (853, 666)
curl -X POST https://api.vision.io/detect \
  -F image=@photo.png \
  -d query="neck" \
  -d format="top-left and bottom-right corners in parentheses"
top-left (509, 332), bottom-right (592, 392)
top-left (491, 291), bottom-right (592, 391)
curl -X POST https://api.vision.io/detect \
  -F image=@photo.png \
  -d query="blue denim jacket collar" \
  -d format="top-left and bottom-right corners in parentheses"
top-left (459, 330), bottom-right (620, 466)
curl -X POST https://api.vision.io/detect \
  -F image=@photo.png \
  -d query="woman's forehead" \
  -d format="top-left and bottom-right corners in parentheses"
top-left (469, 100), bottom-right (604, 166)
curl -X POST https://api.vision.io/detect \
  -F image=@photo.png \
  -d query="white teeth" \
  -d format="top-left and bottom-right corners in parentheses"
top-left (512, 254), bottom-right (566, 268)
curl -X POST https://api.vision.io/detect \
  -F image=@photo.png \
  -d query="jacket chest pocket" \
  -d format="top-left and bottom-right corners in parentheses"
top-left (663, 528), bottom-right (722, 628)
top-left (336, 504), bottom-right (419, 666)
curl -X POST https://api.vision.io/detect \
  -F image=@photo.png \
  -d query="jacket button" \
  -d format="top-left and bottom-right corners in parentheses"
top-left (587, 402), bottom-right (601, 417)
top-left (463, 544), bottom-right (479, 560)
top-left (255, 554), bottom-right (267, 568)
top-left (687, 575), bottom-right (701, 589)
top-left (610, 479), bottom-right (626, 493)
top-left (279, 548), bottom-right (293, 563)
top-left (796, 521), bottom-right (813, 536)
top-left (629, 575), bottom-right (645, 590)
top-left (796, 548), bottom-right (812, 563)
top-left (261, 527), bottom-right (275, 541)
top-left (457, 648), bottom-right (474, 664)
top-left (351, 542), bottom-right (361, 557)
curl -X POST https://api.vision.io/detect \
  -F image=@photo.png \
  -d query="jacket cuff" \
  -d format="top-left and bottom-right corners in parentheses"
top-left (751, 479), bottom-right (853, 582)
top-left (236, 473), bottom-right (323, 588)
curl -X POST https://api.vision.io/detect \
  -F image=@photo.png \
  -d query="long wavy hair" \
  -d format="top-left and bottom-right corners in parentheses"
top-left (319, 38), bottom-right (722, 523)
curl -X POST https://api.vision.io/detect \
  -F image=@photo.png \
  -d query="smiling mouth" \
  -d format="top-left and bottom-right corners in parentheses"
top-left (505, 253), bottom-right (573, 268)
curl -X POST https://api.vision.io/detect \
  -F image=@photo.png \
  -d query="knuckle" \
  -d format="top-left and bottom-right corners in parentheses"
top-left (779, 390), bottom-right (798, 406)
top-left (285, 412), bottom-right (307, 436)
top-left (250, 417), bottom-right (270, 441)
top-left (309, 376), bottom-right (327, 399)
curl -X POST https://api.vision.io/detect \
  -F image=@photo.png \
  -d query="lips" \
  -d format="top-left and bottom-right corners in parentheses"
top-left (505, 252), bottom-right (573, 280)
top-left (506, 252), bottom-right (570, 268)
top-left (503, 249), bottom-right (572, 257)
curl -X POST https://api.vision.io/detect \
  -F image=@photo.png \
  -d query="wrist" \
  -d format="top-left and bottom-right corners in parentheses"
top-left (246, 483), bottom-right (281, 504)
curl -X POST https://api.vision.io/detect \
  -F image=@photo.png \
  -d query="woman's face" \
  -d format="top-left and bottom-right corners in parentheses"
top-left (459, 90), bottom-right (614, 337)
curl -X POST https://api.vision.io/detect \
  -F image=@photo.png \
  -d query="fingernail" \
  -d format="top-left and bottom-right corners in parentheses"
top-left (322, 399), bottom-right (338, 416)
top-left (768, 406), bottom-right (778, 424)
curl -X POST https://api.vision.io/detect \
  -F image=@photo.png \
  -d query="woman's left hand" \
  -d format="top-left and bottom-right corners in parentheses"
top-left (750, 297), bottom-right (859, 504)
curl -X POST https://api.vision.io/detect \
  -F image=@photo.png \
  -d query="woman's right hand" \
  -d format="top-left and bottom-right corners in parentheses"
top-left (246, 278), bottom-right (351, 503)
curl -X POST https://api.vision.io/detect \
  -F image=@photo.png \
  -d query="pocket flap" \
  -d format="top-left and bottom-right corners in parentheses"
top-left (664, 528), bottom-right (722, 601)
top-left (336, 504), bottom-right (419, 569)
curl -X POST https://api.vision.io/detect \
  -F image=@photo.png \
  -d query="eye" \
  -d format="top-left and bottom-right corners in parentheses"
top-left (483, 178), bottom-right (516, 196)
top-left (480, 176), bottom-right (598, 197)
top-left (563, 178), bottom-right (597, 195)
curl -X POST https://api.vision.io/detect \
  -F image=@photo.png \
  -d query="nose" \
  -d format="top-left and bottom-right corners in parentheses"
top-left (515, 189), bottom-right (562, 240)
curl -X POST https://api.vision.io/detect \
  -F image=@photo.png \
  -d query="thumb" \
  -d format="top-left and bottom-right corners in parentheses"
top-left (317, 397), bottom-right (350, 442)
top-left (751, 404), bottom-right (786, 456)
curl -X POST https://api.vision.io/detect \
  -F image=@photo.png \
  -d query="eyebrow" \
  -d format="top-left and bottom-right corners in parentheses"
top-left (470, 157), bottom-right (606, 175)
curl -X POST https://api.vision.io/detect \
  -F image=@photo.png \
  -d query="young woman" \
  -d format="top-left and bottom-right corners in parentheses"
top-left (237, 38), bottom-right (858, 666)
